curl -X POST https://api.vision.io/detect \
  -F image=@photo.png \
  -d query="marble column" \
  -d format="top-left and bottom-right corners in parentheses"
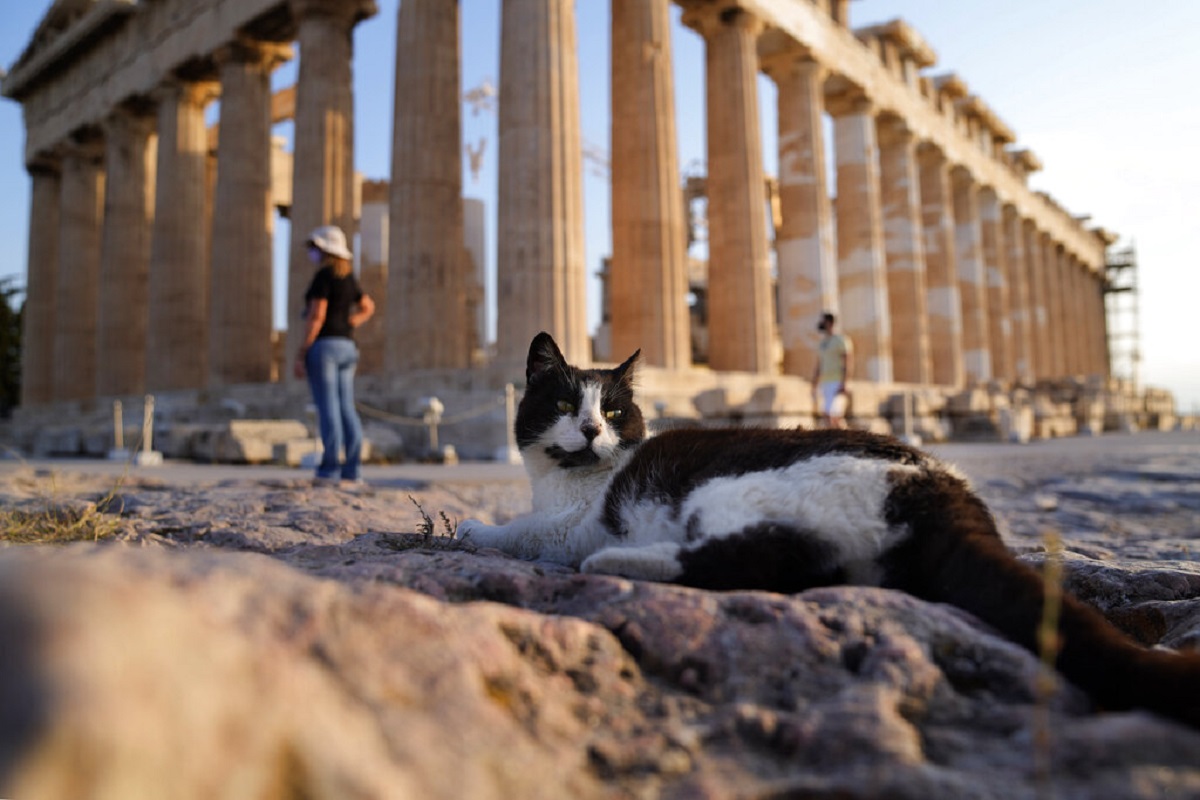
top-left (769, 54), bottom-right (837, 377)
top-left (951, 168), bottom-right (990, 383)
top-left (1068, 257), bottom-right (1090, 376)
top-left (1082, 262), bottom-right (1099, 376)
top-left (1060, 251), bottom-right (1078, 377)
top-left (147, 78), bottom-right (218, 392)
top-left (829, 96), bottom-right (891, 382)
top-left (209, 41), bottom-right (290, 387)
top-left (54, 134), bottom-right (106, 403)
top-left (358, 182), bottom-right (388, 375)
top-left (917, 145), bottom-right (963, 386)
top-left (389, 0), bottom-right (468, 370)
top-left (1022, 221), bottom-right (1050, 379)
top-left (610, 0), bottom-right (691, 369)
top-left (682, 6), bottom-right (774, 373)
top-left (1039, 234), bottom-right (1064, 379)
top-left (978, 188), bottom-right (1012, 382)
top-left (1090, 270), bottom-right (1110, 377)
top-left (877, 116), bottom-right (930, 385)
top-left (1060, 257), bottom-right (1079, 376)
top-left (20, 157), bottom-right (61, 408)
top-left (286, 0), bottom-right (375, 376)
top-left (1003, 205), bottom-right (1034, 383)
top-left (96, 103), bottom-right (157, 398)
top-left (497, 0), bottom-right (589, 366)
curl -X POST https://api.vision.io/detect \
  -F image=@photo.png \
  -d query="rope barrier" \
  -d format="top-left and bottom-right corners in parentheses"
top-left (356, 395), bottom-right (506, 427)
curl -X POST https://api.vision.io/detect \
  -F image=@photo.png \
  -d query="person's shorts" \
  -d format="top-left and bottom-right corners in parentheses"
top-left (819, 382), bottom-right (847, 416)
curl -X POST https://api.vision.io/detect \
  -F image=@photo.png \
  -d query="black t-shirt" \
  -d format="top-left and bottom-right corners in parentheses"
top-left (304, 266), bottom-right (363, 340)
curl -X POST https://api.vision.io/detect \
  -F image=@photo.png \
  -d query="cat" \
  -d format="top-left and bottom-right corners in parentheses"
top-left (458, 332), bottom-right (1200, 728)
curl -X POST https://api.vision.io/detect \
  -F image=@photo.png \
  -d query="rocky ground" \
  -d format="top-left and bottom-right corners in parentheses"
top-left (0, 431), bottom-right (1198, 799)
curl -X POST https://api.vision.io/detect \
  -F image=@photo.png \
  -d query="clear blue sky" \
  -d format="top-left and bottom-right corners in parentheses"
top-left (2, 1), bottom-right (1197, 410)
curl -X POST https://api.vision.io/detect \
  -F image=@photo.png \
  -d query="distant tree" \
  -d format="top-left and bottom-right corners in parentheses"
top-left (0, 278), bottom-right (23, 418)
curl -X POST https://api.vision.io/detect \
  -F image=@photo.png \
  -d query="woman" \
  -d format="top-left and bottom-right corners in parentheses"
top-left (294, 225), bottom-right (376, 486)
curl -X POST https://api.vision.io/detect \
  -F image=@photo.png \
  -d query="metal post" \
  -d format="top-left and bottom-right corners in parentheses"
top-left (113, 400), bottom-right (124, 450)
top-left (142, 394), bottom-right (154, 454)
top-left (423, 397), bottom-right (444, 458)
top-left (134, 394), bottom-right (164, 466)
top-left (107, 399), bottom-right (130, 460)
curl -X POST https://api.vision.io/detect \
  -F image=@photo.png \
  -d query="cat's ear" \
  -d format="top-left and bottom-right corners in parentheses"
top-left (613, 348), bottom-right (641, 387)
top-left (527, 332), bottom-right (567, 384)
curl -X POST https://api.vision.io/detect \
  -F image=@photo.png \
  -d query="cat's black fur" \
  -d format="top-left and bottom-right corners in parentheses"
top-left (460, 332), bottom-right (1200, 729)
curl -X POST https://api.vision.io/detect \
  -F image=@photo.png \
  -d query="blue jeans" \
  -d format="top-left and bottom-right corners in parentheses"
top-left (305, 337), bottom-right (363, 480)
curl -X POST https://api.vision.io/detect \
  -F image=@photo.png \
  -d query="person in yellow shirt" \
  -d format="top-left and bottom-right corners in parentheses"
top-left (811, 312), bottom-right (853, 429)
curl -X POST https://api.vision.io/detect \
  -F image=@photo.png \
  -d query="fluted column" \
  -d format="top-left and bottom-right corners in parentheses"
top-left (1090, 269), bottom-right (1110, 377)
top-left (1038, 233), bottom-right (1063, 379)
top-left (1081, 261), bottom-right (1099, 376)
top-left (683, 6), bottom-right (774, 373)
top-left (358, 185), bottom-right (388, 375)
top-left (389, 0), bottom-right (467, 370)
top-left (147, 78), bottom-right (218, 391)
top-left (610, 0), bottom-right (691, 369)
top-left (1022, 221), bottom-right (1050, 379)
top-left (286, 0), bottom-right (376, 376)
top-left (496, 0), bottom-right (589, 366)
top-left (1060, 256), bottom-right (1079, 376)
top-left (209, 41), bottom-right (290, 387)
top-left (96, 103), bottom-right (157, 398)
top-left (978, 188), bottom-right (1012, 382)
top-left (918, 145), bottom-right (963, 386)
top-left (951, 168), bottom-right (990, 383)
top-left (1068, 257), bottom-right (1089, 376)
top-left (54, 134), bottom-right (106, 403)
top-left (829, 96), bottom-right (891, 382)
top-left (20, 157), bottom-right (61, 408)
top-left (877, 117), bottom-right (930, 384)
top-left (769, 54), bottom-right (837, 377)
top-left (1003, 205), bottom-right (1034, 383)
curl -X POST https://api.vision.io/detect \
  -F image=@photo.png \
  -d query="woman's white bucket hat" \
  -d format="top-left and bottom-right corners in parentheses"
top-left (306, 225), bottom-right (353, 260)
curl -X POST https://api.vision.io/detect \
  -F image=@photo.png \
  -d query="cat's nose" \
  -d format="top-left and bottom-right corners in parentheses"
top-left (580, 421), bottom-right (601, 441)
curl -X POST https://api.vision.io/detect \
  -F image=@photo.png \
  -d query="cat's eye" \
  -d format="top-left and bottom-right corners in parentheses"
top-left (604, 409), bottom-right (623, 420)
top-left (556, 400), bottom-right (576, 414)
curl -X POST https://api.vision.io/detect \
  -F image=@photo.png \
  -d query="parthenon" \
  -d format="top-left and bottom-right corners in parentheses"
top-left (4, 0), bottom-right (1159, 455)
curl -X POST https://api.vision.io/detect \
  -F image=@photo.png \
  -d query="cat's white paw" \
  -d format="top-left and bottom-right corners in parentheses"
top-left (581, 544), bottom-right (684, 582)
top-left (456, 518), bottom-right (483, 541)
top-left (456, 518), bottom-right (501, 547)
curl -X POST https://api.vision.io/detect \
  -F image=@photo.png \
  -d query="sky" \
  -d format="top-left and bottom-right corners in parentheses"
top-left (1, 1), bottom-right (1197, 410)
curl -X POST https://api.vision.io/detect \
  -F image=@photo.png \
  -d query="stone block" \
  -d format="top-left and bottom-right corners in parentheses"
top-left (272, 438), bottom-right (376, 467)
top-left (32, 426), bottom-right (84, 457)
top-left (998, 405), bottom-right (1034, 444)
top-left (947, 389), bottom-right (991, 415)
top-left (192, 420), bottom-right (310, 464)
top-left (273, 438), bottom-right (322, 467)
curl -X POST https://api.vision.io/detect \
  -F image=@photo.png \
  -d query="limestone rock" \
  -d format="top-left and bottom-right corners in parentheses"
top-left (1, 436), bottom-right (1199, 798)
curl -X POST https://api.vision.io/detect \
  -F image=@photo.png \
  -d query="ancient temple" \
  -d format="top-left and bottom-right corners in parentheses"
top-left (3, 0), bottom-right (1131, 450)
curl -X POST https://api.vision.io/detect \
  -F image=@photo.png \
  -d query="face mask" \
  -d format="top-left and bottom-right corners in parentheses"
top-left (308, 248), bottom-right (323, 265)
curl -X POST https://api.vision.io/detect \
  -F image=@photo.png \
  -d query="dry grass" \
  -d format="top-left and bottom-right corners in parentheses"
top-left (0, 471), bottom-right (128, 545)
top-left (1033, 527), bottom-right (1065, 795)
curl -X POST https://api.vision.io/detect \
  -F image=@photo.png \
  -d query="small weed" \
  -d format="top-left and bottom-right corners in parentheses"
top-left (375, 496), bottom-right (470, 553)
top-left (409, 495), bottom-right (458, 541)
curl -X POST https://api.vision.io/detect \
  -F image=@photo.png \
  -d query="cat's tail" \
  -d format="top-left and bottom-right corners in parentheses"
top-left (882, 467), bottom-right (1200, 729)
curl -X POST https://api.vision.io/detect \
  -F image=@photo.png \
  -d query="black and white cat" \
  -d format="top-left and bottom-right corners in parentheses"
top-left (459, 332), bottom-right (1200, 728)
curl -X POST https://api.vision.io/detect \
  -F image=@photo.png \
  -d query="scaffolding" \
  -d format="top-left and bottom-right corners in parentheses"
top-left (1104, 242), bottom-right (1141, 390)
